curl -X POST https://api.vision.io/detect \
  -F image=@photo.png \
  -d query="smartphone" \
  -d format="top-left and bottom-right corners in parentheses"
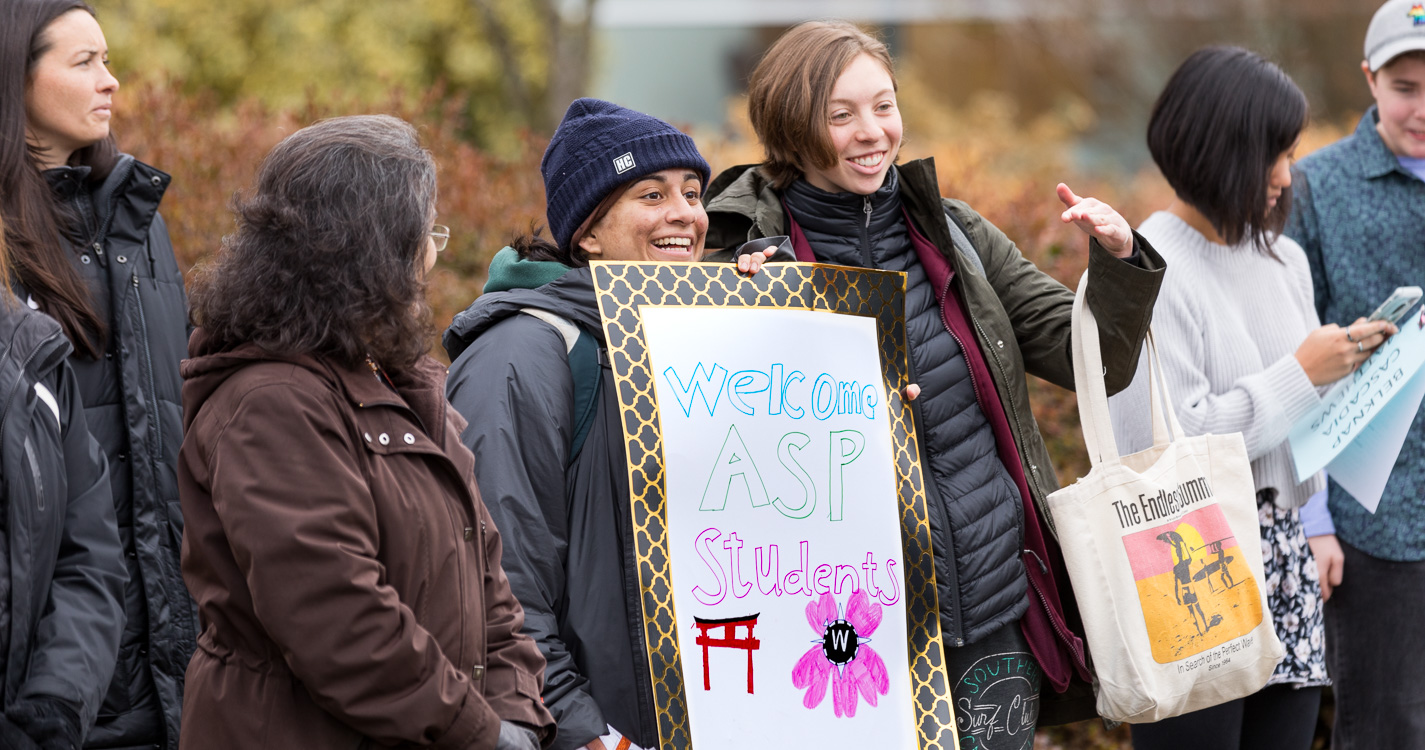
top-left (1368, 286), bottom-right (1424, 324)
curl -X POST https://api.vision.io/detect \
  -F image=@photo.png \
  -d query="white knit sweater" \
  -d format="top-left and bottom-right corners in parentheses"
top-left (1108, 211), bottom-right (1326, 508)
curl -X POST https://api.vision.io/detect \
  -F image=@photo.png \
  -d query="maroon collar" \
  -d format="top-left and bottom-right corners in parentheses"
top-left (782, 199), bottom-right (819, 263)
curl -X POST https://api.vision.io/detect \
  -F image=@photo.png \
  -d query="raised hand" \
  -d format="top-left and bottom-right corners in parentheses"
top-left (1057, 183), bottom-right (1134, 258)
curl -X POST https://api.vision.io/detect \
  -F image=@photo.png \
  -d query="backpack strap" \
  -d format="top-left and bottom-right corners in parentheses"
top-left (520, 308), bottom-right (603, 463)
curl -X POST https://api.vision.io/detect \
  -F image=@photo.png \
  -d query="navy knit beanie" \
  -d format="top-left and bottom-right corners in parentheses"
top-left (542, 98), bottom-right (711, 252)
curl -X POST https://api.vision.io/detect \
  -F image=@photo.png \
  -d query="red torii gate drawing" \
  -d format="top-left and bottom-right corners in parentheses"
top-left (694, 613), bottom-right (761, 694)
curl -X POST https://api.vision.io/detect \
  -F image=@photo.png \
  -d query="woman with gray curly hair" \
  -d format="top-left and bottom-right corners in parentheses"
top-left (177, 114), bottom-right (554, 750)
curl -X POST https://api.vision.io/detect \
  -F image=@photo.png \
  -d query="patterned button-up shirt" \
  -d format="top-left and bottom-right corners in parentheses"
top-left (1286, 106), bottom-right (1425, 561)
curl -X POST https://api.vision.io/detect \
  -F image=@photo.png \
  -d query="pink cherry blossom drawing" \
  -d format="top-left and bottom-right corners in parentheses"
top-left (791, 589), bottom-right (890, 717)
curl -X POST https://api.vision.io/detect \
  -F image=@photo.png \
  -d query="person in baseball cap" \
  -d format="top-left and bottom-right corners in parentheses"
top-left (1362, 0), bottom-right (1425, 160)
top-left (1365, 0), bottom-right (1425, 73)
top-left (1284, 3), bottom-right (1425, 748)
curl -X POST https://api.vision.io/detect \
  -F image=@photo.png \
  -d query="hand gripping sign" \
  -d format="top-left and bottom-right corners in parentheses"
top-left (591, 261), bottom-right (956, 750)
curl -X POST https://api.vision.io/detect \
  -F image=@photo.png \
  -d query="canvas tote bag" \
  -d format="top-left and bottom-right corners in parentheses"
top-left (1047, 273), bottom-right (1284, 723)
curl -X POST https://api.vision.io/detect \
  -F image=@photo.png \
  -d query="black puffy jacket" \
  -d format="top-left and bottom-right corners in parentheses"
top-left (43, 155), bottom-right (196, 750)
top-left (0, 302), bottom-right (126, 739)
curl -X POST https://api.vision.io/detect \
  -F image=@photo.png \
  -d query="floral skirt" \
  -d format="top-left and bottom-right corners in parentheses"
top-left (1258, 491), bottom-right (1330, 687)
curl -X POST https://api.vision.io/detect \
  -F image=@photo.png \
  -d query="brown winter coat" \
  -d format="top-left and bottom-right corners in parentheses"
top-left (176, 331), bottom-right (554, 749)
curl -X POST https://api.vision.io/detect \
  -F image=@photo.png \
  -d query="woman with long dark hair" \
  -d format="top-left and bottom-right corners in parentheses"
top-left (702, 21), bottom-right (1166, 739)
top-left (0, 3), bottom-right (194, 746)
top-left (179, 114), bottom-right (554, 750)
top-left (1107, 46), bottom-right (1393, 750)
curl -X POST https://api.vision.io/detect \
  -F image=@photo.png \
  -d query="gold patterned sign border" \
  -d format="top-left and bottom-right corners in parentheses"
top-left (592, 261), bottom-right (956, 749)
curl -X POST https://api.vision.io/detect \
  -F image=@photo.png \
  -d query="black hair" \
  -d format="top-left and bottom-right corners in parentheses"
top-left (189, 115), bottom-right (438, 370)
top-left (1147, 46), bottom-right (1308, 255)
top-left (513, 175), bottom-right (635, 267)
top-left (510, 226), bottom-right (578, 266)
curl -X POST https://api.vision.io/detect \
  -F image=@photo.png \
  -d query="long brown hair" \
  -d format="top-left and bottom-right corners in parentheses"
top-left (747, 21), bottom-right (897, 189)
top-left (0, 215), bottom-right (11, 298)
top-left (0, 0), bottom-right (116, 358)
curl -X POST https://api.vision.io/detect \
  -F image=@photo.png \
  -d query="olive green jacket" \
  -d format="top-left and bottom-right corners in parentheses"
top-left (706, 159), bottom-right (1164, 530)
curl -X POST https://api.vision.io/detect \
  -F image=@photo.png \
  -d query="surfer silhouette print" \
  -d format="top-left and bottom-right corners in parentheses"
top-left (1125, 505), bottom-right (1263, 662)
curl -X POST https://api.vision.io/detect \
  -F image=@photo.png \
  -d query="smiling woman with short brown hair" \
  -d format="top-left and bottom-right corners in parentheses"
top-left (704, 20), bottom-right (1167, 735)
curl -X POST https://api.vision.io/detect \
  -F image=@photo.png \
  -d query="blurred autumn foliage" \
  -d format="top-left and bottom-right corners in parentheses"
top-left (115, 63), bottom-right (1352, 492)
top-left (113, 66), bottom-right (1353, 494)
top-left (95, 0), bottom-right (599, 143)
top-left (111, 80), bottom-right (549, 341)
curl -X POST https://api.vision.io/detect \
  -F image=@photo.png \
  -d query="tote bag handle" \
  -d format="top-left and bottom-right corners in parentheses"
top-left (1071, 271), bottom-right (1185, 466)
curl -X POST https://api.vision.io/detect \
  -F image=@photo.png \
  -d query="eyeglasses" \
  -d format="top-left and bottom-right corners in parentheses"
top-left (430, 224), bottom-right (450, 253)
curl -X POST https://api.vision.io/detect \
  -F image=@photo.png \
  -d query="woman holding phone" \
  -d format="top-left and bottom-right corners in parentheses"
top-left (1107, 46), bottom-right (1394, 750)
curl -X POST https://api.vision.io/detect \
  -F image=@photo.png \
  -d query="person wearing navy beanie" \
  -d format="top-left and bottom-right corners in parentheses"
top-left (541, 97), bottom-right (711, 253)
top-left (443, 100), bottom-right (767, 750)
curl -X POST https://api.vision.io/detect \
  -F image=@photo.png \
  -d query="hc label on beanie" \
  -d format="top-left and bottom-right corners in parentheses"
top-left (614, 152), bottom-right (637, 174)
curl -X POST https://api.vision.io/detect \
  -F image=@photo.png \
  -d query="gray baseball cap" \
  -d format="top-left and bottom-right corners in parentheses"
top-left (1366, 0), bottom-right (1425, 71)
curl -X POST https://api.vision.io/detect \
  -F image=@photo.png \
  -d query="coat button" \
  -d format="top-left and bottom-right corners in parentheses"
top-left (997, 340), bottom-right (1005, 348)
top-left (470, 664), bottom-right (485, 680)
top-left (464, 527), bottom-right (473, 541)
top-left (151, 175), bottom-right (162, 186)
top-left (117, 255), bottom-right (128, 263)
top-left (364, 433), bottom-right (372, 442)
top-left (378, 433), bottom-right (390, 445)
top-left (403, 433), bottom-right (415, 444)
top-left (81, 255), bottom-right (92, 264)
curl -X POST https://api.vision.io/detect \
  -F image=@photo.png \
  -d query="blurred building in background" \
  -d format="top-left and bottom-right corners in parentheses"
top-left (589, 0), bottom-right (1375, 171)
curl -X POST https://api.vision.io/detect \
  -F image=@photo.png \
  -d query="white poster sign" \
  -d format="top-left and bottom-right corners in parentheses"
top-left (1289, 303), bottom-right (1425, 511)
top-left (641, 306), bottom-right (917, 749)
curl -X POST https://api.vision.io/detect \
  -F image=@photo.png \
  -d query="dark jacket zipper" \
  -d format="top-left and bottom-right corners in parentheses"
top-left (25, 438), bottom-right (46, 512)
top-left (966, 307), bottom-right (1052, 533)
top-left (0, 327), bottom-right (64, 440)
top-left (1024, 549), bottom-right (1089, 675)
top-left (859, 196), bottom-right (874, 267)
top-left (131, 274), bottom-right (163, 461)
top-left (76, 190), bottom-right (106, 265)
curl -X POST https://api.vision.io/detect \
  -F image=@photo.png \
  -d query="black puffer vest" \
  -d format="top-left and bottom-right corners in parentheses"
top-left (783, 171), bottom-right (1028, 643)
